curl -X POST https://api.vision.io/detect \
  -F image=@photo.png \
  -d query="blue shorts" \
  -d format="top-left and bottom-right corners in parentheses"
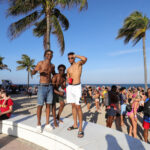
top-left (121, 104), bottom-right (127, 115)
top-left (106, 106), bottom-right (117, 117)
top-left (37, 85), bottom-right (53, 106)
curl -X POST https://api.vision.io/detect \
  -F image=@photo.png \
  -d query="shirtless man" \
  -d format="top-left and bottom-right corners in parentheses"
top-left (66, 52), bottom-right (87, 138)
top-left (32, 50), bottom-right (55, 133)
top-left (52, 64), bottom-right (66, 127)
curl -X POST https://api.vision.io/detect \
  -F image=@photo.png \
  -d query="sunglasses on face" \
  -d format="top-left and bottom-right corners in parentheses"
top-left (68, 57), bottom-right (74, 60)
top-left (46, 53), bottom-right (53, 56)
top-left (59, 69), bottom-right (65, 71)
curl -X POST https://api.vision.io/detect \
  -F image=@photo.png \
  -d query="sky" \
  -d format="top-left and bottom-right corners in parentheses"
top-left (0, 0), bottom-right (150, 84)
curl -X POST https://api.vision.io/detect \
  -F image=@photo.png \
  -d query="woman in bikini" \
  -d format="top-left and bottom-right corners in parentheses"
top-left (93, 89), bottom-right (101, 112)
top-left (127, 89), bottom-right (140, 138)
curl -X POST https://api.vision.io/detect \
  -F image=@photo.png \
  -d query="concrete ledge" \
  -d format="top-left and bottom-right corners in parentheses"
top-left (0, 114), bottom-right (150, 150)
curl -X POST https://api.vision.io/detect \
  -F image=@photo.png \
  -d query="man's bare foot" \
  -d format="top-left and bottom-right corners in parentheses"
top-left (56, 116), bottom-right (63, 123)
top-left (58, 119), bottom-right (63, 123)
top-left (129, 133), bottom-right (132, 136)
top-left (54, 121), bottom-right (58, 127)
top-left (120, 123), bottom-right (124, 126)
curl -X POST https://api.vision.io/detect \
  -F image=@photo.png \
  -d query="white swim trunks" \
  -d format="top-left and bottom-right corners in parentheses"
top-left (66, 84), bottom-right (82, 105)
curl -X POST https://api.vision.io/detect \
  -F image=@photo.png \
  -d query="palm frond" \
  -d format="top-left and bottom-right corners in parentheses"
top-left (56, 10), bottom-right (69, 30)
top-left (116, 11), bottom-right (149, 46)
top-left (52, 15), bottom-right (65, 55)
top-left (8, 11), bottom-right (41, 39)
top-left (16, 65), bottom-right (26, 70)
top-left (0, 56), bottom-right (4, 65)
top-left (7, 0), bottom-right (42, 16)
top-left (33, 18), bottom-right (46, 37)
top-left (56, 0), bottom-right (88, 10)
top-left (16, 54), bottom-right (35, 71)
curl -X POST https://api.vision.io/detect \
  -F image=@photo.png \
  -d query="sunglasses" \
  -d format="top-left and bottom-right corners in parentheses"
top-left (46, 54), bottom-right (53, 56)
top-left (68, 57), bottom-right (74, 60)
top-left (59, 69), bottom-right (65, 71)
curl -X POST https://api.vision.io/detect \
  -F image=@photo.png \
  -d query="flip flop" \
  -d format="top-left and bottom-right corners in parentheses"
top-left (78, 131), bottom-right (84, 138)
top-left (67, 126), bottom-right (78, 131)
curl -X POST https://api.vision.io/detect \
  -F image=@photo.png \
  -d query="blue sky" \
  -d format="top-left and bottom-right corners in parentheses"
top-left (0, 0), bottom-right (150, 84)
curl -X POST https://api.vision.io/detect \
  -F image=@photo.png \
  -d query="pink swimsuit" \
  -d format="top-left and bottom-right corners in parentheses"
top-left (127, 102), bottom-right (138, 116)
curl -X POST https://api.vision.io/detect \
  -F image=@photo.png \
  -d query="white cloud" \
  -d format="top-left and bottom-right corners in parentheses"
top-left (108, 49), bottom-right (142, 56)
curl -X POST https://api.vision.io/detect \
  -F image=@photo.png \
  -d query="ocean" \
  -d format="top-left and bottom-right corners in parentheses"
top-left (82, 84), bottom-right (150, 89)
top-left (19, 84), bottom-right (150, 89)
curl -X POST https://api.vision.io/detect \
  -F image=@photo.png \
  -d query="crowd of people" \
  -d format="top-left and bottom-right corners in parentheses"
top-left (82, 85), bottom-right (150, 142)
top-left (0, 49), bottom-right (150, 142)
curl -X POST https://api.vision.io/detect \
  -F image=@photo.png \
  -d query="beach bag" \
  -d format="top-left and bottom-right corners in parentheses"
top-left (126, 104), bottom-right (132, 112)
top-left (144, 99), bottom-right (150, 116)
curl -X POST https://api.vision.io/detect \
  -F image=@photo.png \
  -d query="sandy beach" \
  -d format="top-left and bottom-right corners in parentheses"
top-left (11, 94), bottom-right (150, 143)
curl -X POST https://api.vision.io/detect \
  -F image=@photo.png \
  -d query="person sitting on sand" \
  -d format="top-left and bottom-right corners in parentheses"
top-left (66, 52), bottom-right (87, 138)
top-left (52, 64), bottom-right (66, 127)
top-left (32, 50), bottom-right (55, 133)
top-left (0, 90), bottom-right (13, 120)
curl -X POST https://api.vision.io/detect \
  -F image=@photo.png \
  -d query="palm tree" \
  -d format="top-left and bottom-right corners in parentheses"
top-left (7, 0), bottom-right (88, 55)
top-left (0, 56), bottom-right (11, 71)
top-left (116, 11), bottom-right (150, 91)
top-left (16, 54), bottom-right (35, 88)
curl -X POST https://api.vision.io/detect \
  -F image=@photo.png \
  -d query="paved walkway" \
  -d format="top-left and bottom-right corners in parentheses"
top-left (0, 134), bottom-right (46, 150)
top-left (11, 94), bottom-right (150, 142)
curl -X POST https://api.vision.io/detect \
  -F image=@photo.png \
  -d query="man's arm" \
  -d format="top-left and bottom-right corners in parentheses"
top-left (75, 54), bottom-right (87, 65)
top-left (52, 75), bottom-right (64, 96)
top-left (51, 64), bottom-right (56, 76)
top-left (32, 61), bottom-right (41, 75)
top-left (66, 68), bottom-right (70, 83)
top-left (0, 106), bottom-right (13, 116)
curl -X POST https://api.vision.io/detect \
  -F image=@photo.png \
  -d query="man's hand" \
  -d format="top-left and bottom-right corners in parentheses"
top-left (59, 91), bottom-right (64, 97)
top-left (73, 54), bottom-right (76, 59)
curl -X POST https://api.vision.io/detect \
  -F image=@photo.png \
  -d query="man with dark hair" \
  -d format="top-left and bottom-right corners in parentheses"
top-left (32, 50), bottom-right (55, 133)
top-left (120, 87), bottom-right (127, 126)
top-left (66, 52), bottom-right (87, 138)
top-left (52, 64), bottom-right (66, 126)
top-left (106, 85), bottom-right (120, 128)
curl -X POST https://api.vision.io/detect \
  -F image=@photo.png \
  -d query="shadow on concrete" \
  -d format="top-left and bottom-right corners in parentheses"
top-left (0, 130), bottom-right (17, 149)
top-left (106, 134), bottom-right (122, 150)
top-left (83, 110), bottom-right (99, 124)
top-left (0, 114), bottom-right (36, 149)
top-left (125, 134), bottom-right (146, 150)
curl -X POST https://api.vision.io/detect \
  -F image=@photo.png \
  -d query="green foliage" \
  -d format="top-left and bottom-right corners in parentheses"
top-left (116, 11), bottom-right (150, 45)
top-left (16, 54), bottom-right (35, 74)
top-left (0, 56), bottom-right (11, 71)
top-left (7, 0), bottom-right (88, 55)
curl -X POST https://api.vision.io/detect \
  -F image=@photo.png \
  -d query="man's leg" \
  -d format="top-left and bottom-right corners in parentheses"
top-left (120, 115), bottom-right (124, 126)
top-left (76, 105), bottom-right (83, 132)
top-left (57, 101), bottom-right (65, 122)
top-left (46, 104), bottom-right (50, 125)
top-left (37, 105), bottom-right (43, 126)
top-left (144, 129), bottom-right (149, 142)
top-left (52, 103), bottom-right (58, 127)
top-left (72, 103), bottom-right (78, 128)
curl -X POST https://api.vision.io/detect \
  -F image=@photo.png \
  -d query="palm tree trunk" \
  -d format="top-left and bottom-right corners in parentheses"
top-left (143, 35), bottom-right (148, 91)
top-left (27, 70), bottom-right (29, 89)
top-left (45, 0), bottom-right (51, 50)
